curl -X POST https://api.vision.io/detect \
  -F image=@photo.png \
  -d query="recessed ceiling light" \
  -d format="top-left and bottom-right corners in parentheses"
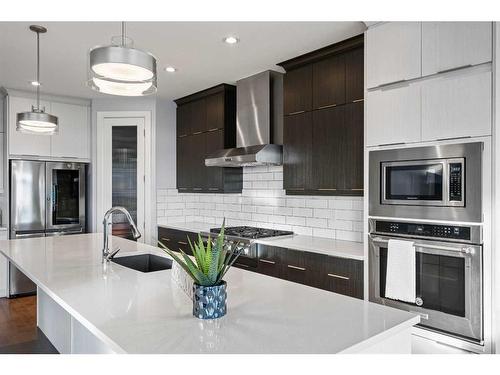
top-left (165, 66), bottom-right (177, 73)
top-left (30, 81), bottom-right (41, 86)
top-left (223, 36), bottom-right (239, 45)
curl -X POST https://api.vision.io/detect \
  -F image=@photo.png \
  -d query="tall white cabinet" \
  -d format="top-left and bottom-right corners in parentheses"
top-left (366, 22), bottom-right (493, 146)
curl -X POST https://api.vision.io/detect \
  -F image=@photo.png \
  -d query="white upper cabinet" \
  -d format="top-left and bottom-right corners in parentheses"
top-left (8, 96), bottom-right (52, 157)
top-left (8, 95), bottom-right (90, 159)
top-left (366, 22), bottom-right (422, 89)
top-left (422, 22), bottom-right (492, 76)
top-left (51, 102), bottom-right (90, 159)
top-left (366, 83), bottom-right (421, 146)
top-left (421, 69), bottom-right (491, 141)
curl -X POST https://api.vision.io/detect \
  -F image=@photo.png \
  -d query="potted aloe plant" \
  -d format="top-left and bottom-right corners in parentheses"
top-left (159, 222), bottom-right (243, 319)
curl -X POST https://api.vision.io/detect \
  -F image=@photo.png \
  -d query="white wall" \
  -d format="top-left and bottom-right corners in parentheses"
top-left (155, 98), bottom-right (176, 189)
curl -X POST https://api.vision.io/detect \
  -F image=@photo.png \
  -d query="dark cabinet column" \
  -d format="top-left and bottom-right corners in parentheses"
top-left (283, 112), bottom-right (312, 191)
top-left (342, 102), bottom-right (364, 192)
top-left (176, 136), bottom-right (191, 189)
top-left (283, 65), bottom-right (312, 115)
top-left (313, 54), bottom-right (346, 109)
top-left (189, 99), bottom-right (207, 134)
top-left (191, 133), bottom-right (206, 191)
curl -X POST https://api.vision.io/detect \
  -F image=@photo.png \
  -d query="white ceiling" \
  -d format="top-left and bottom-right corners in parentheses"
top-left (0, 22), bottom-right (366, 101)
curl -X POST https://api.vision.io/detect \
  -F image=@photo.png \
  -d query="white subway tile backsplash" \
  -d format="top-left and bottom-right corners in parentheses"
top-left (157, 167), bottom-right (363, 242)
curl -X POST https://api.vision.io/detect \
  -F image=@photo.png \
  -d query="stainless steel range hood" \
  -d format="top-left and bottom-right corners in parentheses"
top-left (205, 70), bottom-right (283, 167)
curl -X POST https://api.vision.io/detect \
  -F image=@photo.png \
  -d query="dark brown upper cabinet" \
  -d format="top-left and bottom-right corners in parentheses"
top-left (345, 47), bottom-right (364, 103)
top-left (174, 84), bottom-right (242, 194)
top-left (278, 34), bottom-right (364, 197)
top-left (283, 65), bottom-right (312, 115)
top-left (313, 54), bottom-right (346, 109)
top-left (283, 112), bottom-right (312, 191)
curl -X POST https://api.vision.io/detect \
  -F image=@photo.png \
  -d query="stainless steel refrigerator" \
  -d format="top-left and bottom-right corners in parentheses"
top-left (9, 160), bottom-right (87, 297)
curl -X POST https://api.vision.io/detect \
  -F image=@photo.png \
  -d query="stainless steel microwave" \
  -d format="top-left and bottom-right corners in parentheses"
top-left (369, 143), bottom-right (483, 222)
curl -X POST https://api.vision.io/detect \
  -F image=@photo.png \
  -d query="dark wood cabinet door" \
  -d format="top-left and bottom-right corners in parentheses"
top-left (205, 129), bottom-right (224, 191)
top-left (176, 105), bottom-right (190, 137)
top-left (205, 92), bottom-right (225, 132)
top-left (312, 54), bottom-right (346, 109)
top-left (176, 136), bottom-right (191, 189)
top-left (283, 65), bottom-right (312, 115)
top-left (345, 47), bottom-right (364, 103)
top-left (283, 112), bottom-right (312, 191)
top-left (257, 245), bottom-right (285, 278)
top-left (189, 99), bottom-right (207, 134)
top-left (341, 102), bottom-right (364, 192)
top-left (311, 106), bottom-right (344, 191)
top-left (191, 133), bottom-right (206, 191)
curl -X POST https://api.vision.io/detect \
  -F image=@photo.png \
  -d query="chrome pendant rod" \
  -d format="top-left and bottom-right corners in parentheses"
top-left (36, 29), bottom-right (40, 110)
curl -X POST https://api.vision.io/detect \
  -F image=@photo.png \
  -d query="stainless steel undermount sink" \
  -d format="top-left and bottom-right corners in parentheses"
top-left (112, 254), bottom-right (172, 273)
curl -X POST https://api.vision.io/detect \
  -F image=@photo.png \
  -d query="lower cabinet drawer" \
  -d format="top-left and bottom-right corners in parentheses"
top-left (157, 227), bottom-right (197, 256)
top-left (234, 255), bottom-right (258, 270)
top-left (316, 256), bottom-right (364, 299)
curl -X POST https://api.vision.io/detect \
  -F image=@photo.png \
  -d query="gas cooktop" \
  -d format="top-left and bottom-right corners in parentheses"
top-left (209, 226), bottom-right (294, 240)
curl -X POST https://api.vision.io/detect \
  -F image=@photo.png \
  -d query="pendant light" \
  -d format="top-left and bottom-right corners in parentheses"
top-left (17, 25), bottom-right (58, 135)
top-left (88, 22), bottom-right (157, 96)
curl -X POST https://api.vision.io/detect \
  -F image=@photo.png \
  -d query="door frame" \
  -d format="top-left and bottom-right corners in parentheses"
top-left (95, 111), bottom-right (154, 244)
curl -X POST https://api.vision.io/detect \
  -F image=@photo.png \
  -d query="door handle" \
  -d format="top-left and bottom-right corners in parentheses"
top-left (259, 259), bottom-right (276, 265)
top-left (287, 264), bottom-right (306, 271)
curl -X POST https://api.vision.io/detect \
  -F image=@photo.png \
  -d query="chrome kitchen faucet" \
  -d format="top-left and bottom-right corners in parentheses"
top-left (102, 206), bottom-right (141, 262)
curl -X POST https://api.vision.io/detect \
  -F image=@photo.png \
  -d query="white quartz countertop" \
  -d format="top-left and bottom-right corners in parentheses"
top-left (0, 234), bottom-right (418, 353)
top-left (158, 221), bottom-right (364, 260)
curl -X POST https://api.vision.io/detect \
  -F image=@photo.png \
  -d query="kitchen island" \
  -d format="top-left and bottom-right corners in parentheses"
top-left (0, 234), bottom-right (419, 354)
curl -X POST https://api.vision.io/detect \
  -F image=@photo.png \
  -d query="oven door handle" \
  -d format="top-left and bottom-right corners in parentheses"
top-left (369, 236), bottom-right (475, 255)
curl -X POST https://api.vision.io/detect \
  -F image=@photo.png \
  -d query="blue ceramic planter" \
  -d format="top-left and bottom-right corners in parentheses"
top-left (192, 281), bottom-right (227, 319)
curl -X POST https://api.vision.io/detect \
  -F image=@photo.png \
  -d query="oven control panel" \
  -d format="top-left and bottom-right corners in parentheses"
top-left (375, 221), bottom-right (471, 241)
top-left (449, 162), bottom-right (463, 202)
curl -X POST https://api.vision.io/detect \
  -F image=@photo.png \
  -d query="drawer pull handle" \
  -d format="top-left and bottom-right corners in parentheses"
top-left (193, 188), bottom-right (203, 191)
top-left (328, 273), bottom-right (350, 280)
top-left (178, 241), bottom-right (188, 245)
top-left (316, 103), bottom-right (337, 110)
top-left (208, 128), bottom-right (219, 132)
top-left (161, 237), bottom-right (171, 242)
top-left (287, 265), bottom-right (306, 271)
top-left (235, 262), bottom-right (250, 268)
top-left (208, 188), bottom-right (220, 191)
top-left (287, 110), bottom-right (306, 115)
top-left (350, 188), bottom-right (364, 191)
top-left (259, 259), bottom-right (276, 265)
top-left (352, 99), bottom-right (364, 103)
top-left (318, 188), bottom-right (337, 191)
top-left (193, 131), bottom-right (203, 135)
top-left (178, 134), bottom-right (188, 138)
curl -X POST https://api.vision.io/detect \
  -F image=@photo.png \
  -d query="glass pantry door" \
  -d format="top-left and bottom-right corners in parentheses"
top-left (98, 116), bottom-right (145, 241)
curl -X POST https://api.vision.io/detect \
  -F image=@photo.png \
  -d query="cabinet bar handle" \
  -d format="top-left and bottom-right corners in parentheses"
top-left (318, 188), bottom-right (337, 191)
top-left (259, 259), bottom-right (276, 265)
top-left (352, 99), bottom-right (364, 103)
top-left (287, 265), bottom-right (306, 271)
top-left (193, 188), bottom-right (203, 191)
top-left (437, 64), bottom-right (472, 74)
top-left (350, 188), bottom-right (364, 191)
top-left (375, 79), bottom-right (407, 89)
top-left (193, 131), bottom-right (203, 135)
top-left (208, 128), bottom-right (219, 132)
top-left (160, 237), bottom-right (171, 242)
top-left (235, 262), bottom-right (250, 268)
top-left (178, 241), bottom-right (188, 245)
top-left (287, 110), bottom-right (306, 115)
top-left (178, 134), bottom-right (188, 138)
top-left (208, 188), bottom-right (220, 191)
top-left (316, 103), bottom-right (337, 110)
top-left (328, 273), bottom-right (350, 280)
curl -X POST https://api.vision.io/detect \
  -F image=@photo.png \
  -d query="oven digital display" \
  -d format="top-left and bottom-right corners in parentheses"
top-left (385, 163), bottom-right (443, 201)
